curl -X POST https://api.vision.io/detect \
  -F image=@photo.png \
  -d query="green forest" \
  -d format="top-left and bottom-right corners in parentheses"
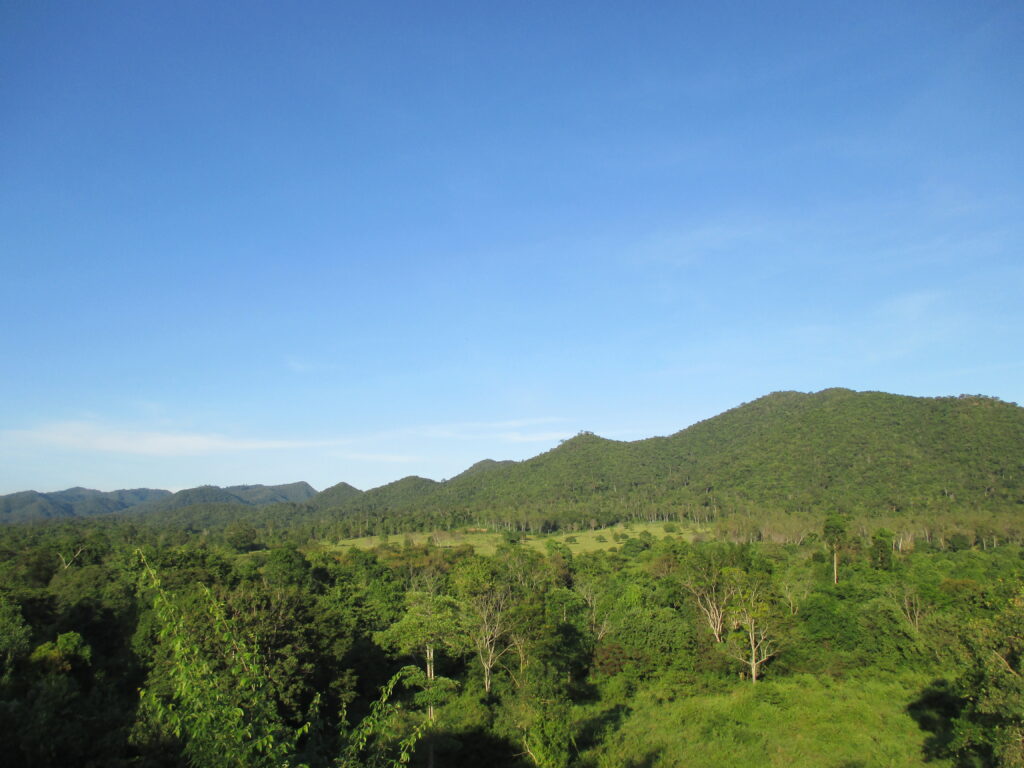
top-left (2, 389), bottom-right (1023, 767)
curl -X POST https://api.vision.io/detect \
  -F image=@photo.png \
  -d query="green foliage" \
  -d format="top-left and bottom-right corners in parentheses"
top-left (136, 557), bottom-right (308, 768)
top-left (262, 546), bottom-right (312, 588)
top-left (335, 666), bottom-right (428, 768)
top-left (30, 631), bottom-right (92, 673)
top-left (1, 461), bottom-right (1023, 767)
top-left (306, 390), bottom-right (1024, 534)
top-left (948, 591), bottom-right (1024, 766)
top-left (582, 674), bottom-right (952, 767)
top-left (0, 596), bottom-right (31, 672)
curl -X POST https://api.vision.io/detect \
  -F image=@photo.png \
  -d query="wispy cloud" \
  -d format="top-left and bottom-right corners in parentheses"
top-left (0, 416), bottom-right (571, 459)
top-left (285, 356), bottom-right (342, 374)
top-left (1, 422), bottom-right (347, 457)
top-left (631, 222), bottom-right (780, 268)
top-left (874, 290), bottom-right (945, 322)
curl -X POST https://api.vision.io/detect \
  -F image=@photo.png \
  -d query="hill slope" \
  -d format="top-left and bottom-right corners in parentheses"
top-left (0, 483), bottom-right (317, 523)
top-left (5, 389), bottom-right (1022, 530)
top-left (316, 389), bottom-right (1024, 531)
top-left (0, 487), bottom-right (171, 523)
top-left (124, 482), bottom-right (318, 515)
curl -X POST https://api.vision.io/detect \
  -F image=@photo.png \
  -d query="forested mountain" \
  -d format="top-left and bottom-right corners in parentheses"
top-left (5, 389), bottom-right (1022, 533)
top-left (2, 389), bottom-right (1024, 767)
top-left (0, 487), bottom-right (171, 523)
top-left (226, 481), bottom-right (318, 505)
top-left (309, 481), bottom-right (364, 509)
top-left (0, 482), bottom-right (316, 523)
top-left (316, 389), bottom-right (1024, 532)
top-left (123, 482), bottom-right (318, 515)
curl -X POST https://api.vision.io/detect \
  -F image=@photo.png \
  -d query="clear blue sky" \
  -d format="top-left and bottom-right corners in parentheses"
top-left (1, 1), bottom-right (1021, 494)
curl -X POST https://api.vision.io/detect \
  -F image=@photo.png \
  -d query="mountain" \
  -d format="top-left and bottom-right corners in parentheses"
top-left (5, 389), bottom-right (1023, 530)
top-left (0, 487), bottom-right (171, 523)
top-left (450, 459), bottom-right (517, 480)
top-left (0, 483), bottom-right (317, 523)
top-left (309, 481), bottom-right (363, 509)
top-left (124, 482), bottom-right (318, 515)
top-left (314, 389), bottom-right (1024, 531)
top-left (224, 482), bottom-right (317, 505)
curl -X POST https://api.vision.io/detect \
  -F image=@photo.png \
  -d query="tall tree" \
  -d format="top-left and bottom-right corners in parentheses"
top-left (374, 590), bottom-right (462, 722)
top-left (452, 556), bottom-right (514, 694)
top-left (725, 575), bottom-right (781, 683)
top-left (823, 516), bottom-right (847, 585)
top-left (950, 591), bottom-right (1024, 766)
top-left (677, 544), bottom-right (742, 643)
top-left (136, 561), bottom-right (308, 768)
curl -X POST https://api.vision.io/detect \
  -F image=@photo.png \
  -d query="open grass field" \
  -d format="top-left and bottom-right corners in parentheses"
top-left (318, 521), bottom-right (700, 556)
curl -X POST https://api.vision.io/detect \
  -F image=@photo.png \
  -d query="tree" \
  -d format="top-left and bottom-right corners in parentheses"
top-left (724, 575), bottom-right (781, 683)
top-left (0, 596), bottom-right (31, 674)
top-left (823, 516), bottom-right (847, 585)
top-left (452, 556), bottom-right (514, 694)
top-left (138, 554), bottom-right (422, 768)
top-left (136, 559), bottom-right (308, 768)
top-left (224, 521), bottom-right (259, 552)
top-left (949, 591), bottom-right (1024, 766)
top-left (677, 544), bottom-right (742, 642)
top-left (871, 528), bottom-right (894, 570)
top-left (374, 590), bottom-right (462, 722)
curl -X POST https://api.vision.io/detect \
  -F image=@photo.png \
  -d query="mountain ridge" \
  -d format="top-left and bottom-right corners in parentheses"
top-left (309, 388), bottom-right (1024, 531)
top-left (0, 482), bottom-right (316, 523)
top-left (3, 389), bottom-right (1022, 528)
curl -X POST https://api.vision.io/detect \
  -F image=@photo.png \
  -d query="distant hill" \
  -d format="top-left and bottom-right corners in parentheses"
top-left (0, 487), bottom-right (171, 523)
top-left (123, 482), bottom-right (318, 515)
top-left (225, 482), bottom-right (317, 505)
top-left (5, 389), bottom-right (1023, 531)
top-left (313, 389), bottom-right (1024, 531)
top-left (0, 482), bottom-right (316, 523)
top-left (309, 481), bottom-right (363, 509)
top-left (450, 459), bottom-right (517, 480)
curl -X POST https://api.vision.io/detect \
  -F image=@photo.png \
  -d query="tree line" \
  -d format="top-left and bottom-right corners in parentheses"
top-left (1, 509), bottom-right (1023, 767)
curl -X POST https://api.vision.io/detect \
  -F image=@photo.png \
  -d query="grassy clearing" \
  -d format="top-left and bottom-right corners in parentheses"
top-left (577, 673), bottom-right (947, 768)
top-left (318, 521), bottom-right (699, 556)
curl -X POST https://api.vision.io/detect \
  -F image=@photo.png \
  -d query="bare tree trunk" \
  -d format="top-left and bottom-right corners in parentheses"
top-left (426, 643), bottom-right (435, 722)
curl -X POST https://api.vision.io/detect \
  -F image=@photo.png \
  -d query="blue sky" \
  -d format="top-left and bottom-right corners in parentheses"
top-left (1, 1), bottom-right (1021, 494)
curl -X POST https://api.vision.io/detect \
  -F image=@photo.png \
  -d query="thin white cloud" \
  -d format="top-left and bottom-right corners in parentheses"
top-left (633, 222), bottom-right (777, 268)
top-left (0, 416), bottom-right (570, 459)
top-left (2, 422), bottom-right (347, 457)
top-left (874, 291), bottom-right (945, 323)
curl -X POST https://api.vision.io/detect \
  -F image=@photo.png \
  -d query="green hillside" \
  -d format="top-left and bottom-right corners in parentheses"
top-left (0, 483), bottom-right (316, 523)
top-left (0, 487), bottom-right (171, 523)
top-left (126, 482), bottom-right (318, 515)
top-left (316, 389), bottom-right (1024, 532)
top-left (309, 481), bottom-right (363, 509)
top-left (224, 482), bottom-right (317, 505)
top-left (5, 389), bottom-right (1022, 533)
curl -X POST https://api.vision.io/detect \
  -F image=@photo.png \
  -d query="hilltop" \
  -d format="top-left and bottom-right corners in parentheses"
top-left (3, 389), bottom-right (1022, 531)
top-left (0, 482), bottom-right (316, 523)
top-left (311, 389), bottom-right (1024, 532)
